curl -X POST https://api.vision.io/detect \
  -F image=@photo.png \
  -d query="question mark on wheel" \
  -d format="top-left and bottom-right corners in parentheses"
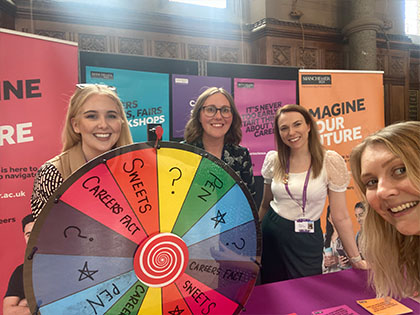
top-left (64, 226), bottom-right (93, 241)
top-left (169, 167), bottom-right (182, 194)
top-left (226, 237), bottom-right (245, 250)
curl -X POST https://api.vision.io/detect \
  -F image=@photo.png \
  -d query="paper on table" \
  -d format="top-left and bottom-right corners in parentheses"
top-left (356, 298), bottom-right (413, 315)
top-left (312, 304), bottom-right (359, 315)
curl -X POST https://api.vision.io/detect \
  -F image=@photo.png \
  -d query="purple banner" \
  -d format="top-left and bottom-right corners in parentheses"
top-left (171, 75), bottom-right (231, 139)
top-left (234, 78), bottom-right (296, 176)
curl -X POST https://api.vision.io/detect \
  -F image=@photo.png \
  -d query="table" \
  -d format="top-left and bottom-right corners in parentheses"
top-left (243, 269), bottom-right (420, 314)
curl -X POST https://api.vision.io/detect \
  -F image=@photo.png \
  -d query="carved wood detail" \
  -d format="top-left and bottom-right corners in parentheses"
top-left (154, 40), bottom-right (179, 58)
top-left (218, 47), bottom-right (239, 63)
top-left (390, 56), bottom-right (405, 78)
top-left (377, 54), bottom-right (385, 72)
top-left (78, 33), bottom-right (106, 52)
top-left (409, 62), bottom-right (419, 84)
top-left (272, 45), bottom-right (291, 66)
top-left (118, 37), bottom-right (144, 55)
top-left (325, 50), bottom-right (343, 69)
top-left (298, 47), bottom-right (318, 69)
top-left (187, 44), bottom-right (210, 61)
top-left (35, 29), bottom-right (66, 40)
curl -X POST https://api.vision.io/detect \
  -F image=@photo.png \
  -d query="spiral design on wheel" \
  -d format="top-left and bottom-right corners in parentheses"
top-left (134, 233), bottom-right (188, 287)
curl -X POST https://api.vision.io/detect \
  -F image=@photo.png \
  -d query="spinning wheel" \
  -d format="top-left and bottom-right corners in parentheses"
top-left (24, 141), bottom-right (261, 315)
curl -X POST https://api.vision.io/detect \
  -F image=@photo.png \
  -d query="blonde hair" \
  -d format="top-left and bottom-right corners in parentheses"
top-left (184, 87), bottom-right (242, 145)
top-left (350, 120), bottom-right (420, 299)
top-left (273, 104), bottom-right (325, 180)
top-left (62, 84), bottom-right (133, 152)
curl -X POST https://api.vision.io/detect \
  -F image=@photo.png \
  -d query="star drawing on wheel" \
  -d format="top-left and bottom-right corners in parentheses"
top-left (25, 142), bottom-right (261, 314)
top-left (78, 261), bottom-right (98, 281)
top-left (168, 305), bottom-right (184, 315)
top-left (211, 209), bottom-right (227, 228)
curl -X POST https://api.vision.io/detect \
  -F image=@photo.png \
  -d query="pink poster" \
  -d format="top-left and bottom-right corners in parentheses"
top-left (234, 78), bottom-right (296, 175)
top-left (0, 29), bottom-right (78, 307)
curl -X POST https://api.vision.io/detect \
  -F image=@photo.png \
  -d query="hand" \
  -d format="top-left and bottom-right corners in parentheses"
top-left (18, 298), bottom-right (28, 307)
top-left (3, 297), bottom-right (30, 315)
top-left (324, 255), bottom-right (338, 268)
top-left (338, 255), bottom-right (350, 268)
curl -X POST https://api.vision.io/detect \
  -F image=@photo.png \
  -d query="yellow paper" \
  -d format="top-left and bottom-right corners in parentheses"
top-left (356, 298), bottom-right (413, 315)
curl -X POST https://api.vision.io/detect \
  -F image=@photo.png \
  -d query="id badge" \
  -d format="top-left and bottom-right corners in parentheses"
top-left (294, 218), bottom-right (315, 233)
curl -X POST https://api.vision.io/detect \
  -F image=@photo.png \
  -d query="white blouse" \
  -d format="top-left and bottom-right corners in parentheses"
top-left (261, 150), bottom-right (350, 221)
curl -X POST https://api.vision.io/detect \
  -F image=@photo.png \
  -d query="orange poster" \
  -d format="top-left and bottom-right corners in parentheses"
top-left (299, 70), bottom-right (385, 233)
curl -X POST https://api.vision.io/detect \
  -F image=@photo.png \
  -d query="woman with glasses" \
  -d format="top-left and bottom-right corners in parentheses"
top-left (183, 87), bottom-right (256, 198)
top-left (31, 84), bottom-right (133, 218)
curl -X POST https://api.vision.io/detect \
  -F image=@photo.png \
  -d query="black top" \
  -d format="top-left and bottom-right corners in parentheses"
top-left (186, 140), bottom-right (256, 198)
top-left (31, 163), bottom-right (63, 218)
top-left (5, 264), bottom-right (24, 299)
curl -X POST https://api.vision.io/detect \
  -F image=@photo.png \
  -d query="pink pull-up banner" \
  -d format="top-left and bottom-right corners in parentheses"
top-left (0, 28), bottom-right (78, 308)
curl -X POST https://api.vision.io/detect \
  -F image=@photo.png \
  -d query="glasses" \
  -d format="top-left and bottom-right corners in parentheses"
top-left (201, 105), bottom-right (232, 118)
top-left (76, 83), bottom-right (116, 92)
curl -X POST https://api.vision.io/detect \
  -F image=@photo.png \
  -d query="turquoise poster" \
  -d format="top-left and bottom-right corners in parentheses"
top-left (86, 66), bottom-right (169, 142)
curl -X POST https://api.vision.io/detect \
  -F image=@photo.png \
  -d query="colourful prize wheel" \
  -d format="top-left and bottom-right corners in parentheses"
top-left (24, 142), bottom-right (261, 315)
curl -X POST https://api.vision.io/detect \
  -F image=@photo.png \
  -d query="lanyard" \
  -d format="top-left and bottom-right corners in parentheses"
top-left (284, 158), bottom-right (312, 216)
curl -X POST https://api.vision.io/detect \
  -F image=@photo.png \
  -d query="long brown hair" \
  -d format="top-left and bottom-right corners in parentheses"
top-left (184, 87), bottom-right (242, 145)
top-left (273, 104), bottom-right (325, 180)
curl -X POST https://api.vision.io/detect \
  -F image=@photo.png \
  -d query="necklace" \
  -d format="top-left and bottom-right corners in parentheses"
top-left (282, 173), bottom-right (289, 184)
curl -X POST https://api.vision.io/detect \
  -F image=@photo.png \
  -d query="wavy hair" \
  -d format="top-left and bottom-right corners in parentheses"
top-left (350, 120), bottom-right (420, 299)
top-left (184, 87), bottom-right (242, 145)
top-left (273, 104), bottom-right (325, 180)
top-left (62, 84), bottom-right (133, 152)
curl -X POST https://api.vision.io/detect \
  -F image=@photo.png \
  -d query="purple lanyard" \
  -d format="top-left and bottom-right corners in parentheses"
top-left (284, 158), bottom-right (312, 216)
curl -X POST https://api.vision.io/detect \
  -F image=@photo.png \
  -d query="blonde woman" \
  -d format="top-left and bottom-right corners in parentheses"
top-left (259, 104), bottom-right (366, 284)
top-left (31, 84), bottom-right (133, 218)
top-left (350, 120), bottom-right (420, 300)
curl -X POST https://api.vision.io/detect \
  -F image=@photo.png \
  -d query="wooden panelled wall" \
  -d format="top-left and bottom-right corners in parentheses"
top-left (249, 19), bottom-right (420, 124)
top-left (3, 0), bottom-right (419, 124)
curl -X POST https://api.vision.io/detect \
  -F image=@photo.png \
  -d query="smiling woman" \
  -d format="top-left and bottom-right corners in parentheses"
top-left (31, 84), bottom-right (133, 218)
top-left (71, 94), bottom-right (123, 161)
top-left (183, 87), bottom-right (256, 199)
top-left (258, 104), bottom-right (367, 284)
top-left (350, 120), bottom-right (420, 300)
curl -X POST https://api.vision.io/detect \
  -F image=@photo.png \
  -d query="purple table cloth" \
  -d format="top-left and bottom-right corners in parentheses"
top-left (243, 268), bottom-right (420, 314)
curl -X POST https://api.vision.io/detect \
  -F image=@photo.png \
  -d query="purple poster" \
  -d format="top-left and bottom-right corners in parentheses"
top-left (234, 78), bottom-right (297, 176)
top-left (171, 75), bottom-right (231, 139)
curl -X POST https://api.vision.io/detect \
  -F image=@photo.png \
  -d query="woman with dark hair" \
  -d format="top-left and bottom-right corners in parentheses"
top-left (258, 104), bottom-right (366, 284)
top-left (184, 87), bottom-right (255, 197)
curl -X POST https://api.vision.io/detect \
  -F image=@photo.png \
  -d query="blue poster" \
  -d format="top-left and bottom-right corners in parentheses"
top-left (86, 66), bottom-right (169, 142)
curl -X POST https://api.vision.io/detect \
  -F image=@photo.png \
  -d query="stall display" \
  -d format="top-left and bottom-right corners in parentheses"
top-left (24, 140), bottom-right (261, 315)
